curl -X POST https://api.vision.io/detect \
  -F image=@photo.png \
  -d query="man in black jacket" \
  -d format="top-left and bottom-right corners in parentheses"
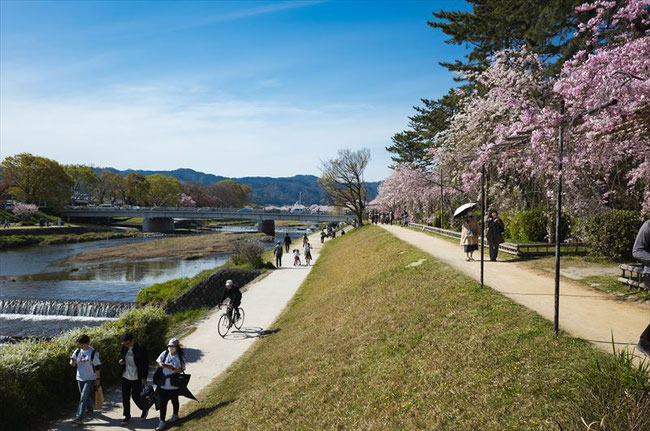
top-left (633, 220), bottom-right (650, 357)
top-left (218, 279), bottom-right (242, 321)
top-left (119, 331), bottom-right (149, 424)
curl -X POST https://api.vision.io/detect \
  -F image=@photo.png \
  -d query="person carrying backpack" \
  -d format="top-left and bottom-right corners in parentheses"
top-left (118, 331), bottom-right (149, 425)
top-left (155, 338), bottom-right (186, 431)
top-left (69, 334), bottom-right (102, 426)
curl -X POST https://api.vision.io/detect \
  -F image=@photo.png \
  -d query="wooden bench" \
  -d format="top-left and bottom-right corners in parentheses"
top-left (618, 264), bottom-right (646, 289)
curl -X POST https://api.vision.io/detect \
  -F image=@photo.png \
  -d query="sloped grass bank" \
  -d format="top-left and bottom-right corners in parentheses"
top-left (178, 225), bottom-right (648, 430)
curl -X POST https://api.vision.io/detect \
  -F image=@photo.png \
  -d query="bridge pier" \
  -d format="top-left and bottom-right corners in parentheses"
top-left (142, 218), bottom-right (175, 233)
top-left (257, 220), bottom-right (275, 236)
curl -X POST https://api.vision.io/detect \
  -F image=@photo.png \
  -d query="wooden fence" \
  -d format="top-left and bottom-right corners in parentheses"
top-left (408, 223), bottom-right (586, 257)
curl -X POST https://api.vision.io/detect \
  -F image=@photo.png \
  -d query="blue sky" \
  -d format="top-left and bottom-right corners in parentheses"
top-left (0, 1), bottom-right (469, 181)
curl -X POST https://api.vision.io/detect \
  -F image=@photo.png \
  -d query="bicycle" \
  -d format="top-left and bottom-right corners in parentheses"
top-left (217, 304), bottom-right (245, 338)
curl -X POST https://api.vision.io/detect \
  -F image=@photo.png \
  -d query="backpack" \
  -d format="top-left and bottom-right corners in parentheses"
top-left (74, 348), bottom-right (97, 372)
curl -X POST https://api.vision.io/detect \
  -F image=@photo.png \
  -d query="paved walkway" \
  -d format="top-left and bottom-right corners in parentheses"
top-left (50, 231), bottom-right (324, 431)
top-left (380, 224), bottom-right (650, 355)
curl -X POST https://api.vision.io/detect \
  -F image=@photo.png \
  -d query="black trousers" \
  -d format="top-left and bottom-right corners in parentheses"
top-left (488, 242), bottom-right (499, 261)
top-left (639, 276), bottom-right (650, 348)
top-left (158, 388), bottom-right (179, 421)
top-left (284, 243), bottom-right (290, 252)
top-left (275, 255), bottom-right (282, 267)
top-left (121, 378), bottom-right (144, 418)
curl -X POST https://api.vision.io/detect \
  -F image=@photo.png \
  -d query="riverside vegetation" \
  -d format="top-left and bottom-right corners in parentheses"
top-left (176, 226), bottom-right (648, 431)
top-left (0, 307), bottom-right (169, 431)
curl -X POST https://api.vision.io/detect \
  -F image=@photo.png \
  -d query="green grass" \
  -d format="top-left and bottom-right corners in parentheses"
top-left (176, 225), bottom-right (647, 430)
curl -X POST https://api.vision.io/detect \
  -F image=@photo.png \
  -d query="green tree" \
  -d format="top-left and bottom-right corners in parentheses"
top-left (1, 153), bottom-right (73, 208)
top-left (96, 171), bottom-right (127, 204)
top-left (209, 180), bottom-right (252, 208)
top-left (319, 148), bottom-right (370, 226)
top-left (147, 174), bottom-right (183, 207)
top-left (126, 173), bottom-right (150, 206)
top-left (429, 0), bottom-right (582, 77)
top-left (65, 164), bottom-right (99, 201)
top-left (386, 91), bottom-right (462, 169)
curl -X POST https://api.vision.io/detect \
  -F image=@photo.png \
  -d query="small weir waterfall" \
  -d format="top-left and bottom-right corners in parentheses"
top-left (0, 299), bottom-right (134, 318)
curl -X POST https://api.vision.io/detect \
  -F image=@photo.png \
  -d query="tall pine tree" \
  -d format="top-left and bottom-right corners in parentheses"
top-left (429, 0), bottom-right (582, 77)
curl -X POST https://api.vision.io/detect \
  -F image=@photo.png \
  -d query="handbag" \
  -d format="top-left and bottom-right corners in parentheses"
top-left (140, 384), bottom-right (156, 411)
top-left (170, 371), bottom-right (191, 388)
top-left (94, 384), bottom-right (104, 410)
top-left (153, 367), bottom-right (164, 386)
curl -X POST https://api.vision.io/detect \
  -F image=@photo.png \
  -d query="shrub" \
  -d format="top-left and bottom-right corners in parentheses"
top-left (231, 240), bottom-right (264, 267)
top-left (579, 210), bottom-right (643, 261)
top-left (0, 307), bottom-right (169, 431)
top-left (509, 208), bottom-right (548, 242)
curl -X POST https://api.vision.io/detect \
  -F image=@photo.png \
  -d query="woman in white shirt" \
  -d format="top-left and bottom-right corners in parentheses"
top-left (155, 338), bottom-right (186, 431)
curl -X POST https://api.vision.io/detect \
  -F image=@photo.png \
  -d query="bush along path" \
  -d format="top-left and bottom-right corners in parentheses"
top-left (381, 224), bottom-right (650, 358)
top-left (171, 226), bottom-right (648, 430)
top-left (49, 230), bottom-right (326, 431)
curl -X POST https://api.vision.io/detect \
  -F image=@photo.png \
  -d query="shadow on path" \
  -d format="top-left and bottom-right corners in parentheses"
top-left (182, 347), bottom-right (204, 363)
top-left (222, 327), bottom-right (281, 340)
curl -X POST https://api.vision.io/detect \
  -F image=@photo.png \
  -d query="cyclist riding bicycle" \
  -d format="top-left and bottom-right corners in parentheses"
top-left (217, 279), bottom-right (242, 322)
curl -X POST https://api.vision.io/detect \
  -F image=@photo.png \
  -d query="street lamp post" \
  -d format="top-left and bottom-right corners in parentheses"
top-left (553, 98), bottom-right (617, 335)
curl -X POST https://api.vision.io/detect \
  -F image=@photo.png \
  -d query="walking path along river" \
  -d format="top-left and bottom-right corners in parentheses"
top-left (50, 229), bottom-right (324, 431)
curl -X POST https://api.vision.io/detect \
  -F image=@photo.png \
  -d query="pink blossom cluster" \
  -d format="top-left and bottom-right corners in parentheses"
top-left (179, 193), bottom-right (196, 207)
top-left (443, 0), bottom-right (649, 214)
top-left (12, 203), bottom-right (39, 220)
top-left (372, 165), bottom-right (444, 216)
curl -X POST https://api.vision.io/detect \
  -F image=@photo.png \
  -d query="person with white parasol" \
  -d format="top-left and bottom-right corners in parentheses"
top-left (455, 203), bottom-right (480, 262)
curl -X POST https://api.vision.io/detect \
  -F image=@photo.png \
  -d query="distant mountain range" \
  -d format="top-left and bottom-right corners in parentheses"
top-left (100, 167), bottom-right (380, 206)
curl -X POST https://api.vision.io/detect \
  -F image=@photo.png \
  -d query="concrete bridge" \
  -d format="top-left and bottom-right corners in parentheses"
top-left (60, 207), bottom-right (353, 234)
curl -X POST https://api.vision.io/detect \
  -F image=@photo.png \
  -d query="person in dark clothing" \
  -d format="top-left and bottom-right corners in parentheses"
top-left (632, 220), bottom-right (650, 357)
top-left (486, 210), bottom-right (505, 262)
top-left (283, 233), bottom-right (291, 253)
top-left (218, 279), bottom-right (242, 321)
top-left (119, 332), bottom-right (149, 424)
top-left (274, 241), bottom-right (283, 267)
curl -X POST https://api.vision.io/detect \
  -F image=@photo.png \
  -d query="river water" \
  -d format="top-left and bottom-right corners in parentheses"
top-left (0, 227), bottom-right (310, 339)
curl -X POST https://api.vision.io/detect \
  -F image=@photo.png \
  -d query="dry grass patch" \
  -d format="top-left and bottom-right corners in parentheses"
top-left (71, 232), bottom-right (267, 262)
top-left (177, 226), bottom-right (645, 431)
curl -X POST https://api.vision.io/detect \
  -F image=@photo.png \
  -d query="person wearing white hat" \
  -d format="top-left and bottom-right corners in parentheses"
top-left (218, 279), bottom-right (242, 322)
top-left (155, 338), bottom-right (185, 430)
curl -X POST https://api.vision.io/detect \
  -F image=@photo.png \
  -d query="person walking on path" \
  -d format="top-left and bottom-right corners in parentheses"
top-left (274, 241), bottom-right (283, 267)
top-left (155, 338), bottom-right (186, 431)
top-left (302, 233), bottom-right (309, 248)
top-left (283, 233), bottom-right (291, 253)
top-left (69, 334), bottom-right (102, 426)
top-left (486, 210), bottom-right (505, 262)
top-left (304, 241), bottom-right (312, 265)
top-left (118, 332), bottom-right (149, 425)
top-left (320, 228), bottom-right (326, 243)
top-left (460, 215), bottom-right (480, 261)
top-left (633, 220), bottom-right (650, 357)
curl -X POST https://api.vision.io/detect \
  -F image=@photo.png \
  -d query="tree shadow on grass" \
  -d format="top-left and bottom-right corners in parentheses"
top-left (177, 400), bottom-right (235, 424)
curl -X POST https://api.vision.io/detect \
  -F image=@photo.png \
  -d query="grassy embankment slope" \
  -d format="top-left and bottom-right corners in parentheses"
top-left (177, 225), bottom-right (648, 430)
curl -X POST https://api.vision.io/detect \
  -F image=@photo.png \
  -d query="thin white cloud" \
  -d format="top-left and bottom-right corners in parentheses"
top-left (0, 83), bottom-right (397, 181)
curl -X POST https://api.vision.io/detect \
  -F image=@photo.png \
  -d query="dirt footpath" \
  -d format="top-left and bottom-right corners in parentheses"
top-left (381, 224), bottom-right (650, 356)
